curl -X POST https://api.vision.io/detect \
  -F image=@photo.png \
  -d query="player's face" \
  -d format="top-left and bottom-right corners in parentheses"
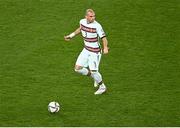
top-left (86, 12), bottom-right (95, 23)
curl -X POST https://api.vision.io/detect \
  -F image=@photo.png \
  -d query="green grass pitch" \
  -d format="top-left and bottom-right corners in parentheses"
top-left (0, 0), bottom-right (179, 126)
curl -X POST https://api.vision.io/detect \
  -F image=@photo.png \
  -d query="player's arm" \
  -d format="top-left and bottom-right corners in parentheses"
top-left (64, 27), bottom-right (81, 41)
top-left (102, 37), bottom-right (109, 54)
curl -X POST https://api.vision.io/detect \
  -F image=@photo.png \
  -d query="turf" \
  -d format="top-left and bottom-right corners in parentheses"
top-left (0, 0), bottom-right (179, 126)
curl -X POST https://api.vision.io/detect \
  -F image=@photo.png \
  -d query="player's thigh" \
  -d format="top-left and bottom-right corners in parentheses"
top-left (88, 52), bottom-right (101, 70)
top-left (75, 49), bottom-right (89, 68)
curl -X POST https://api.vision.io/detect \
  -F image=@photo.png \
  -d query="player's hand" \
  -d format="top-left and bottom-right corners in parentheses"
top-left (64, 35), bottom-right (71, 41)
top-left (103, 47), bottom-right (109, 54)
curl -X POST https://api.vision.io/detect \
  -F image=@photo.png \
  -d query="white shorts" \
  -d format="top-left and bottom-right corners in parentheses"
top-left (75, 48), bottom-right (102, 71)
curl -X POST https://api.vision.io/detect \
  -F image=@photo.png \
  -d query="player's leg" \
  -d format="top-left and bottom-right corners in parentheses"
top-left (91, 70), bottom-right (106, 95)
top-left (74, 65), bottom-right (91, 76)
top-left (74, 49), bottom-right (90, 76)
top-left (88, 52), bottom-right (106, 94)
top-left (88, 52), bottom-right (102, 86)
top-left (90, 70), bottom-right (103, 85)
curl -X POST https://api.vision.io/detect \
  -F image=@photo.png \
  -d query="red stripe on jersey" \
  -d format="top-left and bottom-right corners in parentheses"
top-left (84, 45), bottom-right (101, 53)
top-left (81, 24), bottom-right (96, 33)
top-left (84, 37), bottom-right (98, 42)
top-left (81, 24), bottom-right (96, 30)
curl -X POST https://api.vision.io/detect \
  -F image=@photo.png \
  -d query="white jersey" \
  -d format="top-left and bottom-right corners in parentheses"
top-left (80, 19), bottom-right (106, 53)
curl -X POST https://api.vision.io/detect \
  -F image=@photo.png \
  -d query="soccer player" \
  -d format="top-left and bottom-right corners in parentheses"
top-left (64, 9), bottom-right (109, 95)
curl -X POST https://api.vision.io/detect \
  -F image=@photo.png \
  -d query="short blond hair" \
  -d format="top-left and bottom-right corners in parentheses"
top-left (85, 9), bottom-right (95, 16)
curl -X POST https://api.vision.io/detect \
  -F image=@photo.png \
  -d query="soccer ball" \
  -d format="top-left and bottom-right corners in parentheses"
top-left (48, 101), bottom-right (60, 113)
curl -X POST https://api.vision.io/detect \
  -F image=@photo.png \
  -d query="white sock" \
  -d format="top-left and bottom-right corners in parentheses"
top-left (91, 71), bottom-right (102, 84)
top-left (100, 83), bottom-right (106, 88)
top-left (75, 67), bottom-right (89, 75)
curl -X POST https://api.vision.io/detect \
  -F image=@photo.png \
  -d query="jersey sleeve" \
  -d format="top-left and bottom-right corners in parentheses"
top-left (79, 19), bottom-right (83, 28)
top-left (79, 21), bottom-right (81, 28)
top-left (96, 24), bottom-right (106, 39)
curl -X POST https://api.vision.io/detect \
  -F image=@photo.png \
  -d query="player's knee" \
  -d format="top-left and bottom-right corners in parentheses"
top-left (90, 70), bottom-right (98, 75)
top-left (74, 65), bottom-right (83, 72)
top-left (90, 70), bottom-right (97, 73)
top-left (74, 68), bottom-right (80, 73)
top-left (91, 70), bottom-right (102, 78)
